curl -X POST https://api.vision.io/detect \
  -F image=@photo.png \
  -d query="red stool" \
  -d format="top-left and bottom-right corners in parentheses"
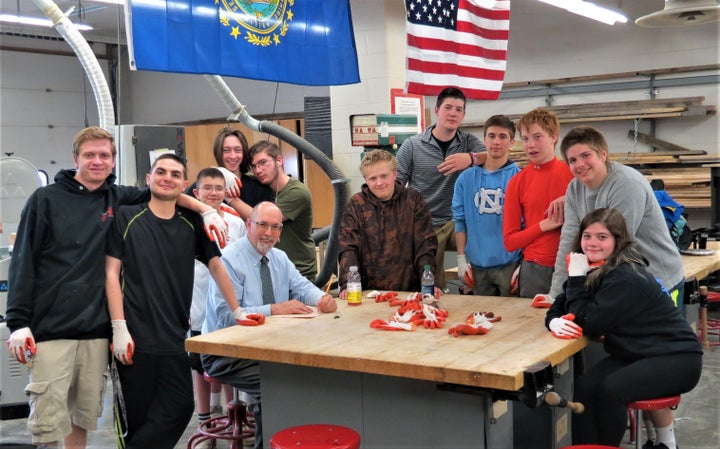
top-left (627, 395), bottom-right (681, 449)
top-left (269, 424), bottom-right (360, 449)
top-left (187, 373), bottom-right (255, 449)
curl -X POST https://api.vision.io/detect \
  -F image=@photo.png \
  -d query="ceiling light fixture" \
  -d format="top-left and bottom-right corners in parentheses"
top-left (88, 0), bottom-right (125, 4)
top-left (537, 0), bottom-right (628, 26)
top-left (0, 13), bottom-right (94, 31)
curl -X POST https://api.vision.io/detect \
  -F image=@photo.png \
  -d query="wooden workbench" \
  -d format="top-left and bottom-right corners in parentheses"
top-left (187, 294), bottom-right (585, 392)
top-left (682, 241), bottom-right (720, 281)
top-left (187, 295), bottom-right (585, 448)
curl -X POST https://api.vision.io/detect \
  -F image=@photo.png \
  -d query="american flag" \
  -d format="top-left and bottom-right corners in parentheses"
top-left (405, 0), bottom-right (510, 100)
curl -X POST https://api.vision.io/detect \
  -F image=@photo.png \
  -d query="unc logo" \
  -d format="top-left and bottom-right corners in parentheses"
top-left (218, 0), bottom-right (294, 47)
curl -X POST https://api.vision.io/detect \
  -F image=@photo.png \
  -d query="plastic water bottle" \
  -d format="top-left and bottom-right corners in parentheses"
top-left (421, 264), bottom-right (435, 298)
top-left (347, 266), bottom-right (362, 306)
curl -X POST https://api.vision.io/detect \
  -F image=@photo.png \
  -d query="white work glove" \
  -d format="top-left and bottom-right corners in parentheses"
top-left (216, 167), bottom-right (242, 199)
top-left (232, 307), bottom-right (265, 326)
top-left (549, 314), bottom-right (583, 339)
top-left (7, 327), bottom-right (36, 364)
top-left (111, 320), bottom-right (135, 365)
top-left (510, 265), bottom-right (520, 295)
top-left (456, 254), bottom-right (475, 288)
top-left (202, 209), bottom-right (229, 249)
top-left (531, 294), bottom-right (554, 308)
top-left (567, 252), bottom-right (590, 277)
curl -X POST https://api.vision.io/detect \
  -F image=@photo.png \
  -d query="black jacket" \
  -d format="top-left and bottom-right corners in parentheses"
top-left (546, 262), bottom-right (702, 361)
top-left (6, 170), bottom-right (148, 342)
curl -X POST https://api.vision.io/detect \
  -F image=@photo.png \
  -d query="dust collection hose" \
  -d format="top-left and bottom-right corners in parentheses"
top-left (33, 0), bottom-right (115, 132)
top-left (204, 75), bottom-right (349, 288)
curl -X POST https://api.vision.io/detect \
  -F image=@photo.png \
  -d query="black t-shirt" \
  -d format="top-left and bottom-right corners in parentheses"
top-left (106, 203), bottom-right (221, 355)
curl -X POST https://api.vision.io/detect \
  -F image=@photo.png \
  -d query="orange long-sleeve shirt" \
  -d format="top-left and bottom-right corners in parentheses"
top-left (502, 158), bottom-right (573, 267)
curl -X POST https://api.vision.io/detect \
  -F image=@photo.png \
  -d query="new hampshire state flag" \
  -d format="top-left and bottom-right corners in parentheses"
top-left (126, 0), bottom-right (360, 86)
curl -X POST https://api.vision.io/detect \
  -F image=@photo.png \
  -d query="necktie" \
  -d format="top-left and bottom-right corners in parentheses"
top-left (260, 256), bottom-right (275, 305)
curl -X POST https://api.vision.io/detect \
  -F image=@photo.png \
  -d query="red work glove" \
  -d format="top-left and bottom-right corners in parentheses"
top-left (448, 323), bottom-right (491, 337)
top-left (217, 167), bottom-right (243, 199)
top-left (375, 291), bottom-right (398, 303)
top-left (370, 319), bottom-right (415, 331)
top-left (7, 327), bottom-right (36, 365)
top-left (532, 294), bottom-right (554, 308)
top-left (448, 311), bottom-right (500, 337)
top-left (219, 203), bottom-right (241, 218)
top-left (202, 209), bottom-right (229, 249)
top-left (111, 320), bottom-right (135, 365)
top-left (233, 308), bottom-right (265, 326)
top-left (422, 304), bottom-right (448, 329)
top-left (457, 255), bottom-right (475, 289)
top-left (549, 313), bottom-right (583, 339)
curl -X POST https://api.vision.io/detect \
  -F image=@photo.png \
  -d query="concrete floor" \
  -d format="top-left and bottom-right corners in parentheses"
top-left (1, 309), bottom-right (718, 448)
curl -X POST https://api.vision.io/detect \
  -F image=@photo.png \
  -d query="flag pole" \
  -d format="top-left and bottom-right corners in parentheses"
top-left (204, 75), bottom-right (349, 288)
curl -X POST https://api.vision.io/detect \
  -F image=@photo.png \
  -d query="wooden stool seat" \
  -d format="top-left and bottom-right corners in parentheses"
top-left (627, 395), bottom-right (681, 449)
top-left (270, 424), bottom-right (361, 449)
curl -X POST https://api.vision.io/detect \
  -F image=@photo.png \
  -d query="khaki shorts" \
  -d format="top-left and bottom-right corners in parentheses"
top-left (25, 339), bottom-right (109, 444)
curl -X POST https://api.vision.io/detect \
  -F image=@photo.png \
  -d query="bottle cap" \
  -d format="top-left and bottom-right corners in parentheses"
top-left (424, 264), bottom-right (430, 270)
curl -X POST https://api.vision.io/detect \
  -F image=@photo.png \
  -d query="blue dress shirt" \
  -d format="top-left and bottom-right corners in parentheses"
top-left (204, 236), bottom-right (324, 333)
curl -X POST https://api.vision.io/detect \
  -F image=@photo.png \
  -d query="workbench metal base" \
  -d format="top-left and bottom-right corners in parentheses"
top-left (513, 357), bottom-right (574, 448)
top-left (261, 362), bottom-right (513, 449)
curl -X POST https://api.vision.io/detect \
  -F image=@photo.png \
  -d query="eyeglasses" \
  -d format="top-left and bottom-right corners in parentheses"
top-left (199, 185), bottom-right (225, 193)
top-left (250, 158), bottom-right (274, 171)
top-left (252, 221), bottom-right (283, 233)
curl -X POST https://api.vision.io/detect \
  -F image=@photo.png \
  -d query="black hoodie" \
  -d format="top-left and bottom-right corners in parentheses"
top-left (6, 169), bottom-right (148, 342)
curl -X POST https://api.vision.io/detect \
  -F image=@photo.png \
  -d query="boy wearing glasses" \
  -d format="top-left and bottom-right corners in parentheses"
top-left (203, 201), bottom-right (337, 448)
top-left (246, 140), bottom-right (316, 280)
top-left (189, 168), bottom-right (246, 429)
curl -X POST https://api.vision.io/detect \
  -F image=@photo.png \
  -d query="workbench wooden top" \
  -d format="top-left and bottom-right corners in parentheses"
top-left (682, 241), bottom-right (720, 281)
top-left (186, 294), bottom-right (587, 392)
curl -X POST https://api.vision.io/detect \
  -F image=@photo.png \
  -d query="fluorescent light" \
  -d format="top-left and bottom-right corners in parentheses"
top-left (0, 13), bottom-right (93, 31)
top-left (538, 0), bottom-right (628, 26)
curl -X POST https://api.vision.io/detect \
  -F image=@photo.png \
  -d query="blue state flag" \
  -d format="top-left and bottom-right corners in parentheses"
top-left (127, 0), bottom-right (360, 86)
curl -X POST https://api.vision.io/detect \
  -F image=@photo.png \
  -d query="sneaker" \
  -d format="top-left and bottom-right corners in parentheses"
top-left (642, 441), bottom-right (656, 449)
top-left (654, 444), bottom-right (679, 449)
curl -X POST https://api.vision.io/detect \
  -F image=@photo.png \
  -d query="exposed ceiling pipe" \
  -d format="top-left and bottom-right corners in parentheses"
top-left (204, 75), bottom-right (349, 288)
top-left (32, 0), bottom-right (115, 132)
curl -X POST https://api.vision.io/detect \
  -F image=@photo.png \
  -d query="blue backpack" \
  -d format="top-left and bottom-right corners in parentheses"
top-left (654, 190), bottom-right (692, 250)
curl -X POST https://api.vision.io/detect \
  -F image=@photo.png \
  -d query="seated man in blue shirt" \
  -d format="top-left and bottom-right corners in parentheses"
top-left (202, 201), bottom-right (337, 448)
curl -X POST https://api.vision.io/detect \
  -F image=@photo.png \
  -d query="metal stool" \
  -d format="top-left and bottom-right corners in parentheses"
top-left (187, 373), bottom-right (255, 449)
top-left (627, 395), bottom-right (681, 449)
top-left (269, 424), bottom-right (360, 449)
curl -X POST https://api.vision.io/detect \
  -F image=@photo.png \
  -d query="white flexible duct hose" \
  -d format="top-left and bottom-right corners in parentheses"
top-left (203, 75), bottom-right (260, 131)
top-left (33, 0), bottom-right (115, 133)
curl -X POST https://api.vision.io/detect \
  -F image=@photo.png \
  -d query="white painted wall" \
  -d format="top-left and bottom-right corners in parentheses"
top-left (1, 0), bottom-right (718, 226)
